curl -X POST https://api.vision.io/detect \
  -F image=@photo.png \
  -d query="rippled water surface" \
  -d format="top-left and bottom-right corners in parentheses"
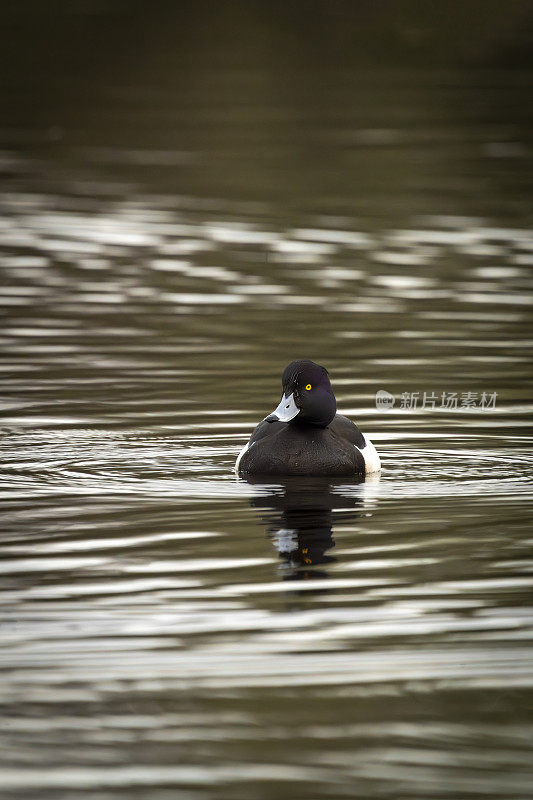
top-left (1, 17), bottom-right (533, 797)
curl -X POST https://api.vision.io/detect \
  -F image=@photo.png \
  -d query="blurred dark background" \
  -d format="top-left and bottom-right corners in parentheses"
top-left (1, 0), bottom-right (532, 221)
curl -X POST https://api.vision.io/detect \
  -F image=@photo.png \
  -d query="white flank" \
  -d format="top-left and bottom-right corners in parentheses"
top-left (235, 441), bottom-right (253, 473)
top-left (359, 435), bottom-right (381, 474)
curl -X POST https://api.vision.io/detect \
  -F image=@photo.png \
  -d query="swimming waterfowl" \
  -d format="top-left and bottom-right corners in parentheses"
top-left (236, 359), bottom-right (381, 477)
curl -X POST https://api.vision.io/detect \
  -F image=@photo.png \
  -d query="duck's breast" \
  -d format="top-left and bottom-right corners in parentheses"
top-left (237, 424), bottom-right (364, 476)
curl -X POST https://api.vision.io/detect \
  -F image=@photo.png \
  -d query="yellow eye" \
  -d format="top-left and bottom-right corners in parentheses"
top-left (305, 383), bottom-right (312, 391)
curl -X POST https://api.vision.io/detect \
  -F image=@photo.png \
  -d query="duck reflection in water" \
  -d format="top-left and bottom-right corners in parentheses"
top-left (245, 476), bottom-right (380, 582)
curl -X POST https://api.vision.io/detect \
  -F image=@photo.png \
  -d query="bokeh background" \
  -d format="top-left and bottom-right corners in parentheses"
top-left (1, 2), bottom-right (533, 799)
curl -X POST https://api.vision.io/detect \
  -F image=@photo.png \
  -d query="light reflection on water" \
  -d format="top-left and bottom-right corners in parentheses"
top-left (1, 63), bottom-right (533, 800)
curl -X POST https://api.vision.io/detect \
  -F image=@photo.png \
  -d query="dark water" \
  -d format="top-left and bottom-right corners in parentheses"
top-left (1, 6), bottom-right (533, 797)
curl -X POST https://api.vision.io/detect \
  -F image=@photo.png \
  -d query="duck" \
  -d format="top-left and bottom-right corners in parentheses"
top-left (235, 359), bottom-right (381, 477)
